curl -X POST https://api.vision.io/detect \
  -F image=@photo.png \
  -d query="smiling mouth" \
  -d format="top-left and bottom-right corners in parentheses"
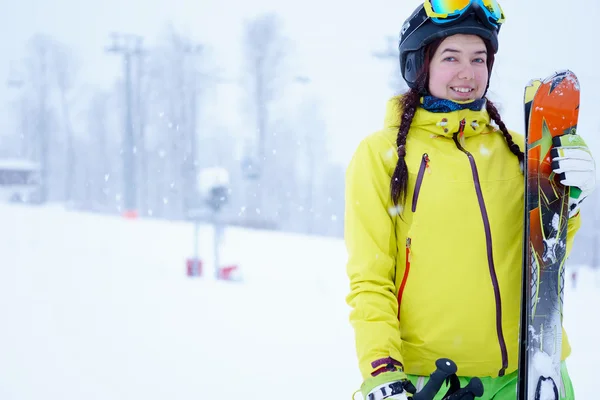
top-left (451, 87), bottom-right (475, 94)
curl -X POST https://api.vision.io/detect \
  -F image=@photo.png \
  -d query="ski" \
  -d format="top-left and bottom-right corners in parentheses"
top-left (517, 70), bottom-right (580, 400)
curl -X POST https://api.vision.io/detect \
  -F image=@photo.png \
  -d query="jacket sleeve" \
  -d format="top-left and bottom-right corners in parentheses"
top-left (344, 137), bottom-right (404, 381)
top-left (566, 212), bottom-right (581, 257)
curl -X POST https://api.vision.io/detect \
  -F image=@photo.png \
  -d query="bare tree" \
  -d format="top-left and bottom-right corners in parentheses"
top-left (320, 164), bottom-right (345, 237)
top-left (373, 35), bottom-right (407, 94)
top-left (23, 34), bottom-right (55, 203)
top-left (295, 95), bottom-right (328, 234)
top-left (241, 12), bottom-right (289, 223)
top-left (132, 51), bottom-right (153, 216)
top-left (86, 90), bottom-right (112, 210)
top-left (5, 62), bottom-right (30, 158)
top-left (15, 34), bottom-right (82, 205)
top-left (52, 40), bottom-right (79, 204)
top-left (156, 27), bottom-right (189, 218)
top-left (138, 25), bottom-right (215, 219)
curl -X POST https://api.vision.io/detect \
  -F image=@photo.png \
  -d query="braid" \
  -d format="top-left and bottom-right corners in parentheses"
top-left (486, 100), bottom-right (525, 167)
top-left (391, 88), bottom-right (421, 206)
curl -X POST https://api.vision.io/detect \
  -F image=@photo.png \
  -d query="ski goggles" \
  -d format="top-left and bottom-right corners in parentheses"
top-left (424, 0), bottom-right (505, 29)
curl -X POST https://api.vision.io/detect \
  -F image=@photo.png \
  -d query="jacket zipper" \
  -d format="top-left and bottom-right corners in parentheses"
top-left (453, 119), bottom-right (508, 377)
top-left (397, 237), bottom-right (411, 321)
top-left (412, 154), bottom-right (430, 213)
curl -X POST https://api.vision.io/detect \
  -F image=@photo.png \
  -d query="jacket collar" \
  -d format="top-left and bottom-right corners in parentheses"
top-left (383, 95), bottom-right (492, 139)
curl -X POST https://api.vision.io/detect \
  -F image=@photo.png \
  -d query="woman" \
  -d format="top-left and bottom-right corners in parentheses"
top-left (344, 1), bottom-right (596, 399)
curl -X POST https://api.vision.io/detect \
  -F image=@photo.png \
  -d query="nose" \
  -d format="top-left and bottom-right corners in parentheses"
top-left (458, 63), bottom-right (475, 80)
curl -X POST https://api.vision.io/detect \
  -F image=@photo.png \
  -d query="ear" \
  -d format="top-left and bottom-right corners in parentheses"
top-left (401, 47), bottom-right (430, 95)
top-left (405, 50), bottom-right (422, 86)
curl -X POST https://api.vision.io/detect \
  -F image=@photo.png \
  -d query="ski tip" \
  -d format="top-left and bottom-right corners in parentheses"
top-left (543, 69), bottom-right (580, 92)
top-left (528, 70), bottom-right (578, 87)
top-left (553, 69), bottom-right (576, 76)
top-left (545, 69), bottom-right (579, 82)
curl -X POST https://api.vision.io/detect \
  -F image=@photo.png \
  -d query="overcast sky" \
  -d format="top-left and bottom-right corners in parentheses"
top-left (1, 0), bottom-right (599, 166)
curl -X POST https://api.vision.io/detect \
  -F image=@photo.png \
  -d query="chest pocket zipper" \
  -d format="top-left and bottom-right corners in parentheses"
top-left (411, 153), bottom-right (430, 213)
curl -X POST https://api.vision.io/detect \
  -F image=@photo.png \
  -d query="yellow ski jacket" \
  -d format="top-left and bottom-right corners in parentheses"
top-left (345, 96), bottom-right (581, 380)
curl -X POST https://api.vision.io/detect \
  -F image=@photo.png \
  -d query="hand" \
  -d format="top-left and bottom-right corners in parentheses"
top-left (551, 133), bottom-right (596, 218)
top-left (360, 370), bottom-right (415, 400)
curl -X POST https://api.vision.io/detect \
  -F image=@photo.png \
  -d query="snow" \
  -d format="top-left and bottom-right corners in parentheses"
top-left (537, 376), bottom-right (558, 400)
top-left (388, 204), bottom-right (404, 217)
top-left (0, 203), bottom-right (598, 399)
top-left (479, 144), bottom-right (491, 156)
top-left (561, 265), bottom-right (599, 397)
top-left (386, 147), bottom-right (396, 160)
top-left (0, 203), bottom-right (357, 400)
top-left (542, 237), bottom-right (561, 264)
top-left (542, 214), bottom-right (566, 264)
top-left (551, 213), bottom-right (560, 231)
top-left (529, 342), bottom-right (561, 399)
top-left (526, 292), bottom-right (564, 393)
top-left (564, 73), bottom-right (581, 92)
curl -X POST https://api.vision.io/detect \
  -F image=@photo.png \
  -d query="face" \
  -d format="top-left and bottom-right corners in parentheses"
top-left (428, 34), bottom-right (489, 101)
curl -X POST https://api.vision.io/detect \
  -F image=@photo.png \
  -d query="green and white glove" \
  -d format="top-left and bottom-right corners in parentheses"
top-left (551, 133), bottom-right (596, 218)
top-left (359, 369), bottom-right (415, 400)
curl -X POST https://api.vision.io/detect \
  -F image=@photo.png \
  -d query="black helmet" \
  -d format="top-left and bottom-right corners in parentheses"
top-left (399, 2), bottom-right (501, 89)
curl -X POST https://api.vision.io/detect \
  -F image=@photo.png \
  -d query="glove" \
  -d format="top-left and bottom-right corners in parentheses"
top-left (358, 369), bottom-right (416, 400)
top-left (551, 133), bottom-right (596, 218)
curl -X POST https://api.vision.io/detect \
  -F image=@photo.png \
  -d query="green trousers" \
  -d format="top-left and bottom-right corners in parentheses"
top-left (406, 362), bottom-right (574, 399)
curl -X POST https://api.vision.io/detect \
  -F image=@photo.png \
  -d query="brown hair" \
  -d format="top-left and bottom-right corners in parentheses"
top-left (390, 37), bottom-right (524, 207)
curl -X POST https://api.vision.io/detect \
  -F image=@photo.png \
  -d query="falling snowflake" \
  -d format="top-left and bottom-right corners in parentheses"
top-left (480, 144), bottom-right (491, 156)
top-left (388, 205), bottom-right (403, 217)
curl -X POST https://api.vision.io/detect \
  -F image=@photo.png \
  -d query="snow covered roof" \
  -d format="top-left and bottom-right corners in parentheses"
top-left (0, 159), bottom-right (41, 171)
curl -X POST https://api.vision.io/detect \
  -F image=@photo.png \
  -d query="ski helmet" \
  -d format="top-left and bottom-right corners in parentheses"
top-left (399, 1), bottom-right (502, 90)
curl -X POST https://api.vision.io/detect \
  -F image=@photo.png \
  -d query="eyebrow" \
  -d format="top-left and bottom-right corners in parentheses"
top-left (441, 48), bottom-right (488, 55)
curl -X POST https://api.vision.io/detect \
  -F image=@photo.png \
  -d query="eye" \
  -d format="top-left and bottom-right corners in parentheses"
top-left (473, 58), bottom-right (486, 64)
top-left (443, 56), bottom-right (457, 62)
